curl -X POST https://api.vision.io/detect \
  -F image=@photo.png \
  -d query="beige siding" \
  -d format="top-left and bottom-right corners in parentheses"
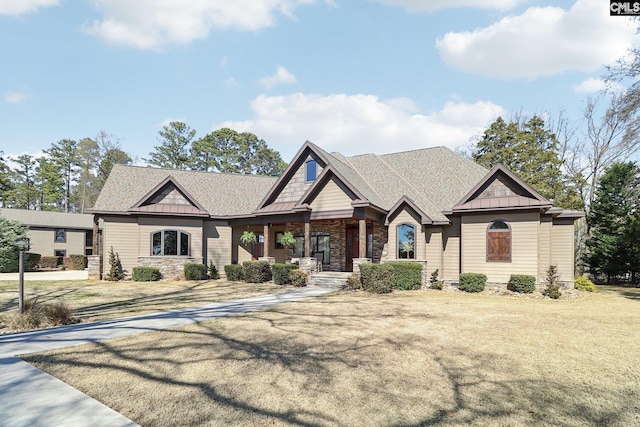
top-left (232, 226), bottom-right (262, 264)
top-left (138, 217), bottom-right (203, 259)
top-left (551, 220), bottom-right (575, 284)
top-left (538, 216), bottom-right (552, 280)
top-left (309, 178), bottom-right (354, 212)
top-left (204, 220), bottom-right (232, 274)
top-left (102, 217), bottom-right (138, 275)
top-left (442, 219), bottom-right (460, 281)
top-left (387, 209), bottom-right (423, 260)
top-left (424, 227), bottom-right (443, 275)
top-left (461, 212), bottom-right (539, 283)
top-left (27, 229), bottom-right (86, 257)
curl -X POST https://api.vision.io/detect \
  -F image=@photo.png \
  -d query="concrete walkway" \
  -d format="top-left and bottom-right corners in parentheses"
top-left (0, 286), bottom-right (336, 427)
top-left (0, 270), bottom-right (89, 281)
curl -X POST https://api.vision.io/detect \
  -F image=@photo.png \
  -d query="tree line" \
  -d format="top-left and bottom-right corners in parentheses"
top-left (0, 125), bottom-right (286, 214)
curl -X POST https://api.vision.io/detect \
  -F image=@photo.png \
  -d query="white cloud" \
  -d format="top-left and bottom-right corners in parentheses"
top-left (224, 76), bottom-right (239, 88)
top-left (217, 93), bottom-right (505, 160)
top-left (258, 66), bottom-right (297, 90)
top-left (159, 117), bottom-right (187, 128)
top-left (372, 0), bottom-right (523, 13)
top-left (436, 0), bottom-right (638, 79)
top-left (573, 77), bottom-right (626, 94)
top-left (0, 0), bottom-right (59, 15)
top-left (84, 0), bottom-right (324, 50)
top-left (4, 90), bottom-right (27, 104)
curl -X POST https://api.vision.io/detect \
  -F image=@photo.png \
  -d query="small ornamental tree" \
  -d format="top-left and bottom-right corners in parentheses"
top-left (105, 246), bottom-right (125, 281)
top-left (543, 265), bottom-right (562, 299)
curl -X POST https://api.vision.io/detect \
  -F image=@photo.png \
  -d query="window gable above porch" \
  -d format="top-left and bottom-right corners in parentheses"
top-left (128, 176), bottom-right (209, 217)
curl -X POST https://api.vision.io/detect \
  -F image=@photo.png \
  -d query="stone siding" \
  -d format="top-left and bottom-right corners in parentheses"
top-left (137, 256), bottom-right (204, 280)
top-left (87, 255), bottom-right (102, 280)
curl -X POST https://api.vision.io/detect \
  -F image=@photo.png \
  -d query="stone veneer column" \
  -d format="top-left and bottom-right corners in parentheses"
top-left (298, 257), bottom-right (318, 275)
top-left (352, 258), bottom-right (371, 274)
top-left (87, 255), bottom-right (102, 280)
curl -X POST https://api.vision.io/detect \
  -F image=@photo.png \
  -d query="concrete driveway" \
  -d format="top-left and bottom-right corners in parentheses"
top-left (0, 270), bottom-right (89, 281)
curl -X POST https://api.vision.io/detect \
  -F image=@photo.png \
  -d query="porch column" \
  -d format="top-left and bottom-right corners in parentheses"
top-left (92, 215), bottom-right (99, 254)
top-left (263, 224), bottom-right (270, 257)
top-left (359, 219), bottom-right (367, 259)
top-left (304, 221), bottom-right (312, 257)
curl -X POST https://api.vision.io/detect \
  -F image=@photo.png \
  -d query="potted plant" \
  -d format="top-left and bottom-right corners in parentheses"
top-left (280, 231), bottom-right (296, 248)
top-left (240, 230), bottom-right (257, 247)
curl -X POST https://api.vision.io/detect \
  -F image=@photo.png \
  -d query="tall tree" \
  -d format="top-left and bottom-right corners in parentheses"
top-left (585, 161), bottom-right (640, 284)
top-left (191, 128), bottom-right (286, 176)
top-left (35, 157), bottom-right (65, 211)
top-left (147, 121), bottom-right (196, 169)
top-left (8, 154), bottom-right (38, 209)
top-left (472, 116), bottom-right (583, 210)
top-left (74, 138), bottom-right (101, 213)
top-left (94, 131), bottom-right (133, 191)
top-left (45, 139), bottom-right (79, 212)
top-left (0, 151), bottom-right (15, 207)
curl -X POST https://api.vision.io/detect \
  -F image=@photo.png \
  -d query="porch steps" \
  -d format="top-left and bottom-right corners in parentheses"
top-left (309, 271), bottom-right (352, 289)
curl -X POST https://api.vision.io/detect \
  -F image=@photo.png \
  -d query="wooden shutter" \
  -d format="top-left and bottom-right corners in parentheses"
top-left (487, 230), bottom-right (511, 262)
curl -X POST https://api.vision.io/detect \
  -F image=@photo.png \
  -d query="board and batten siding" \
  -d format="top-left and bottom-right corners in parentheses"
top-left (204, 220), bottom-right (232, 274)
top-left (387, 209), bottom-right (424, 260)
top-left (461, 212), bottom-right (539, 283)
top-left (138, 217), bottom-right (204, 259)
top-left (441, 218), bottom-right (460, 282)
top-left (551, 220), bottom-right (575, 284)
top-left (309, 178), bottom-right (354, 212)
top-left (102, 216), bottom-right (138, 276)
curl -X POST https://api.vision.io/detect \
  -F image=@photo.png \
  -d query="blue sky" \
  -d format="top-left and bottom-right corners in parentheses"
top-left (1, 0), bottom-right (637, 163)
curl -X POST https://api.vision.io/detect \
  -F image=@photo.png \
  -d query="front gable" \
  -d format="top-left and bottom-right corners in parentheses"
top-left (129, 176), bottom-right (209, 217)
top-left (453, 165), bottom-right (551, 213)
top-left (385, 196), bottom-right (434, 225)
top-left (305, 175), bottom-right (358, 212)
top-left (257, 142), bottom-right (328, 209)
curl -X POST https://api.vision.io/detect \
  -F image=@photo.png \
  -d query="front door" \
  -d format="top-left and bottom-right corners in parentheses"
top-left (251, 233), bottom-right (264, 260)
top-left (345, 225), bottom-right (359, 271)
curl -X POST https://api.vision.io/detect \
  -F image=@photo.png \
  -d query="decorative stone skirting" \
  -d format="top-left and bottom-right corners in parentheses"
top-left (258, 257), bottom-right (275, 265)
top-left (87, 255), bottom-right (102, 280)
top-left (137, 256), bottom-right (203, 280)
top-left (298, 257), bottom-right (320, 274)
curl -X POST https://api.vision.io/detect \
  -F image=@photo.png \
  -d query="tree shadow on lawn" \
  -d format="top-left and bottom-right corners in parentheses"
top-left (23, 300), bottom-right (640, 427)
top-left (595, 284), bottom-right (640, 302)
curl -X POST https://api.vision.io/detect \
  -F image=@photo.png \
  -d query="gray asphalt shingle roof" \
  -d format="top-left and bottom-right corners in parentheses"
top-left (0, 208), bottom-right (95, 229)
top-left (92, 165), bottom-right (277, 216)
top-left (93, 145), bottom-right (489, 221)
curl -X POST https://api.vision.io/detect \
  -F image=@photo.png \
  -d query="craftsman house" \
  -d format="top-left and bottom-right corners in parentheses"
top-left (90, 141), bottom-right (582, 285)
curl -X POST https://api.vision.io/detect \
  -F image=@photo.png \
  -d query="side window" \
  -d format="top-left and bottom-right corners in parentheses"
top-left (55, 229), bottom-right (66, 243)
top-left (397, 223), bottom-right (415, 259)
top-left (306, 159), bottom-right (317, 182)
top-left (151, 230), bottom-right (190, 256)
top-left (487, 220), bottom-right (511, 262)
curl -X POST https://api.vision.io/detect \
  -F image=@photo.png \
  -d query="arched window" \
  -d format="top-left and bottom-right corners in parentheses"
top-left (152, 230), bottom-right (190, 256)
top-left (397, 223), bottom-right (415, 259)
top-left (487, 220), bottom-right (511, 262)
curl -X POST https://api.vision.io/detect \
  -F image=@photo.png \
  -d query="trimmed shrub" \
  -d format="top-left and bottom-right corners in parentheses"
top-left (25, 253), bottom-right (41, 271)
top-left (347, 273), bottom-right (362, 290)
top-left (39, 256), bottom-right (61, 269)
top-left (360, 263), bottom-right (394, 294)
top-left (289, 269), bottom-right (308, 287)
top-left (225, 264), bottom-right (243, 281)
top-left (184, 263), bottom-right (207, 280)
top-left (208, 261), bottom-right (220, 280)
top-left (575, 275), bottom-right (597, 292)
top-left (387, 261), bottom-right (422, 290)
top-left (242, 261), bottom-right (272, 283)
top-left (132, 266), bottom-right (162, 282)
top-left (272, 263), bottom-right (299, 285)
top-left (458, 273), bottom-right (487, 293)
top-left (69, 254), bottom-right (87, 270)
top-left (429, 268), bottom-right (443, 290)
top-left (507, 274), bottom-right (536, 293)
